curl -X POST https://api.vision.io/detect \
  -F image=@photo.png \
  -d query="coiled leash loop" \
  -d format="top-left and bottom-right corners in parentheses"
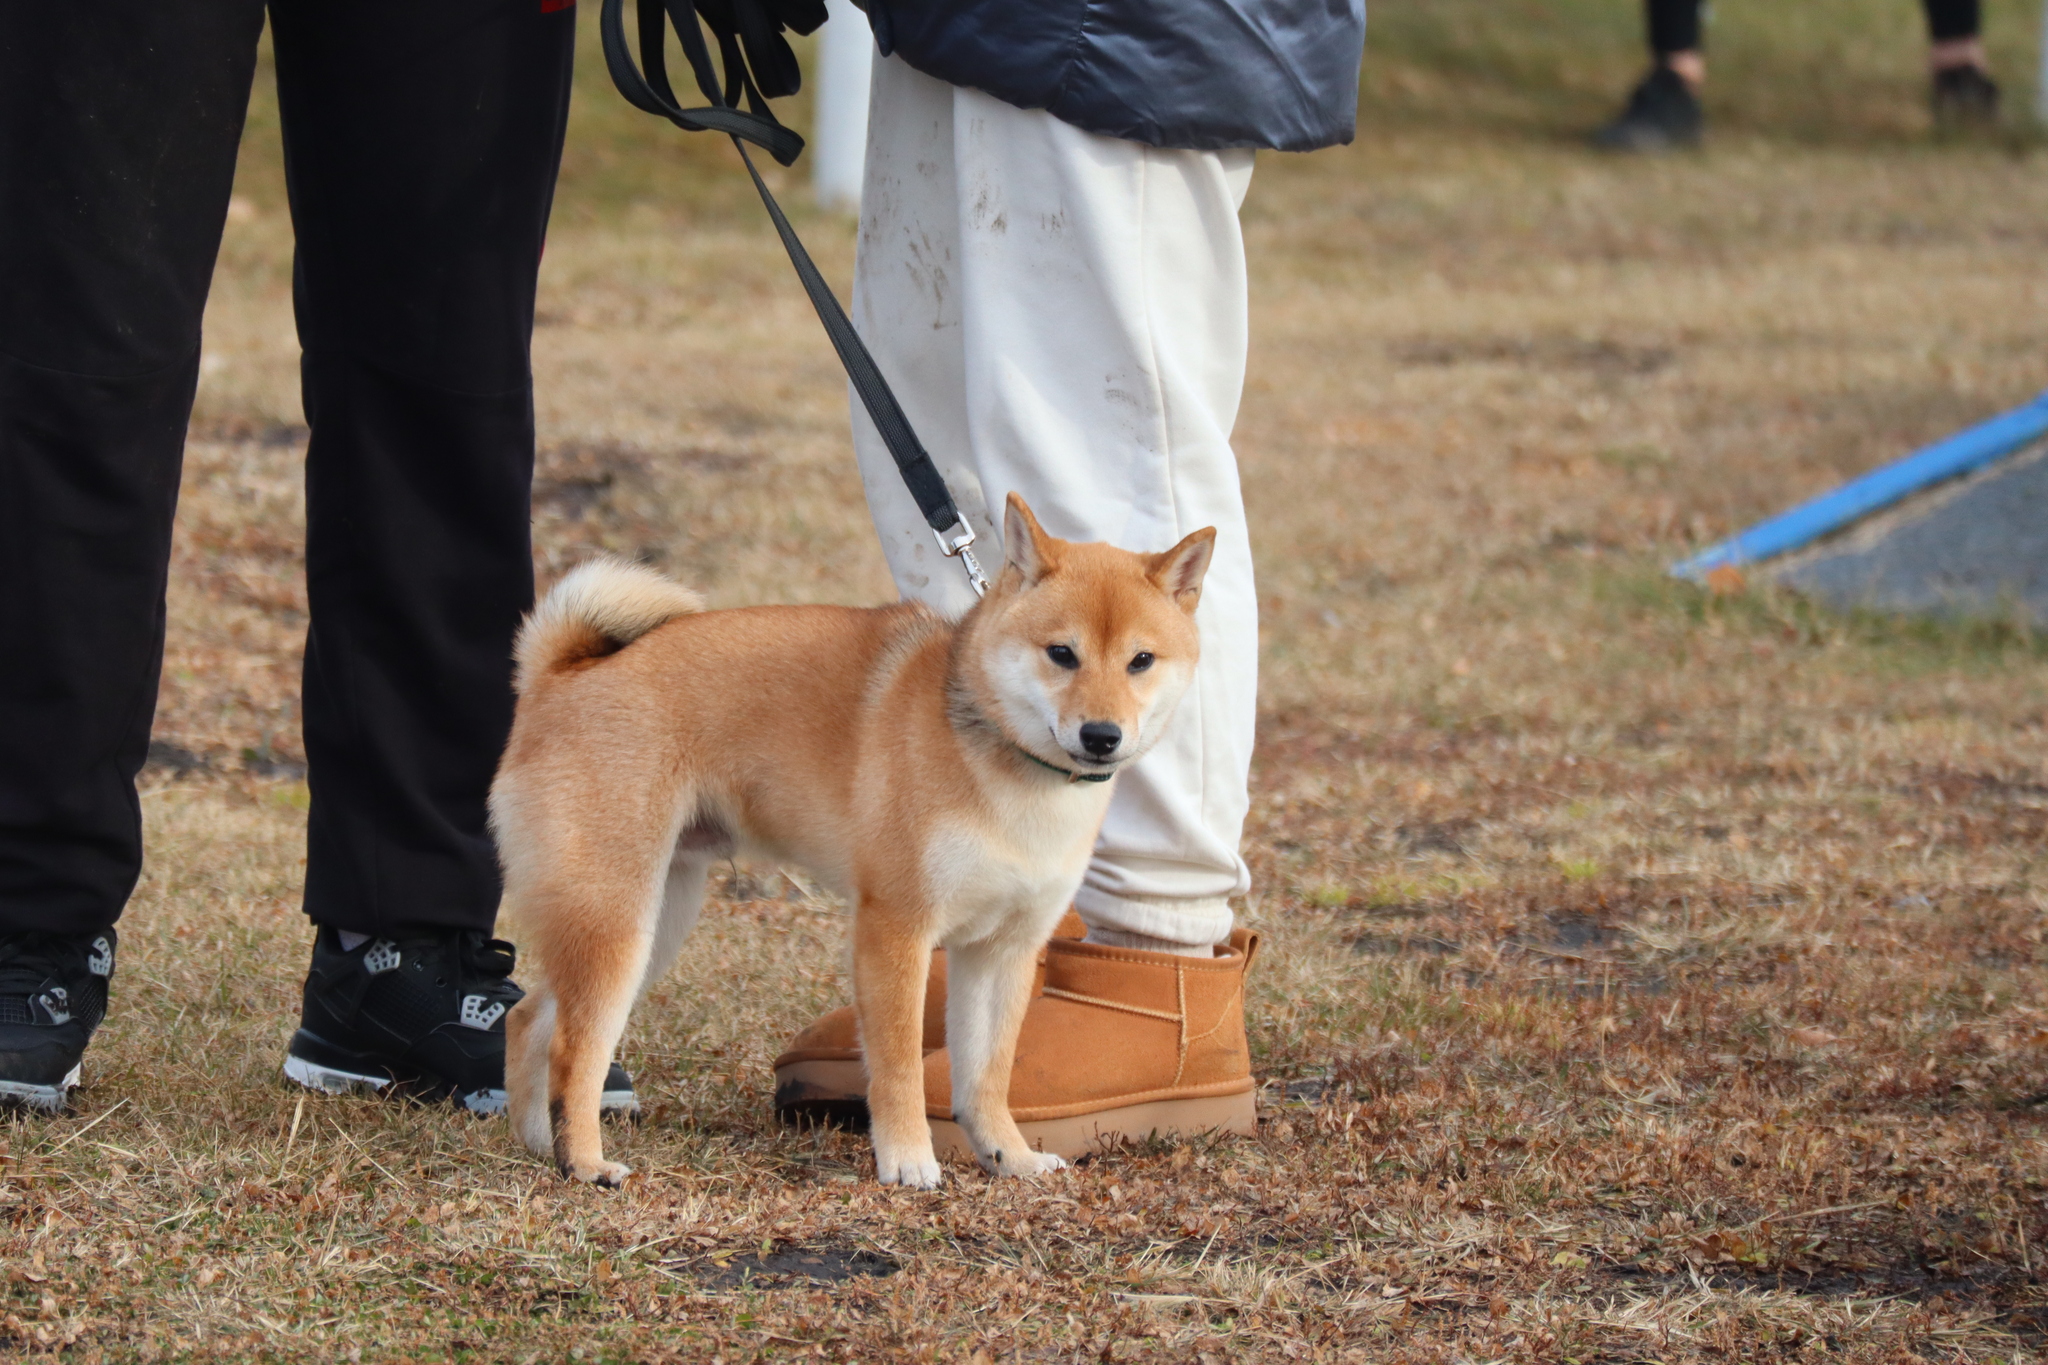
top-left (599, 0), bottom-right (992, 596)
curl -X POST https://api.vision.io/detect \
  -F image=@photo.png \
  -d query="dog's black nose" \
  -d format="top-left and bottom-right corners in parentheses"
top-left (1079, 722), bottom-right (1122, 758)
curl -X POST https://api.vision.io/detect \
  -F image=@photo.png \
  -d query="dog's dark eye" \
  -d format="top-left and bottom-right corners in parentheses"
top-left (1046, 644), bottom-right (1079, 669)
top-left (1129, 652), bottom-right (1155, 673)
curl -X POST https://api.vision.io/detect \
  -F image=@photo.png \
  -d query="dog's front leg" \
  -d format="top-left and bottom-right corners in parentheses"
top-left (854, 906), bottom-right (942, 1189)
top-left (946, 934), bottom-right (1067, 1178)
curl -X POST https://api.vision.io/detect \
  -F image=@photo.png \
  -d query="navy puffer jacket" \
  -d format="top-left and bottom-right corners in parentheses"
top-left (865, 0), bottom-right (1366, 153)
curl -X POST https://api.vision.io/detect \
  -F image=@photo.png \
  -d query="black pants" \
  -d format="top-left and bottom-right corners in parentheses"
top-left (1648, 0), bottom-right (1980, 54)
top-left (0, 0), bottom-right (574, 938)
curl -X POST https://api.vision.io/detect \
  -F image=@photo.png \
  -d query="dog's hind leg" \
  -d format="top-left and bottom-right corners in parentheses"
top-left (945, 932), bottom-right (1067, 1179)
top-left (498, 780), bottom-right (568, 1162)
top-left (542, 884), bottom-right (662, 1187)
top-left (637, 822), bottom-right (725, 1002)
top-left (515, 802), bottom-right (682, 1187)
top-left (505, 989), bottom-right (556, 1158)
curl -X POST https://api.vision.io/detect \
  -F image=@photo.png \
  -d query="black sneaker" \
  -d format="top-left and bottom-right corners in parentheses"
top-left (1592, 66), bottom-right (1703, 152)
top-left (284, 927), bottom-right (637, 1117)
top-left (0, 929), bottom-right (115, 1112)
top-left (1932, 65), bottom-right (2000, 129)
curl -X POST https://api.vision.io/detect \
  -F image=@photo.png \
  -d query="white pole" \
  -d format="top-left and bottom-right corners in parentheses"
top-left (813, 0), bottom-right (873, 212)
top-left (2038, 0), bottom-right (2048, 124)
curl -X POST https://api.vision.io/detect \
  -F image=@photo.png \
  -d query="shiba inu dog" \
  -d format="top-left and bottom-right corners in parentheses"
top-left (492, 494), bottom-right (1213, 1188)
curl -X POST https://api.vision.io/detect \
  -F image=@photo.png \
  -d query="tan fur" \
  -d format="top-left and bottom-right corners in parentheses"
top-left (493, 495), bottom-right (1214, 1188)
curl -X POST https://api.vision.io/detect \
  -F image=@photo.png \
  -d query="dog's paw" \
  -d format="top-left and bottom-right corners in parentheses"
top-left (980, 1147), bottom-right (1068, 1179)
top-left (874, 1151), bottom-right (944, 1190)
top-left (562, 1159), bottom-right (633, 1188)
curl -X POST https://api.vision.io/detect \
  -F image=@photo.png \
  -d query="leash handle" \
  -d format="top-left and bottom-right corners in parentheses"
top-left (599, 0), bottom-right (990, 596)
top-left (600, 0), bottom-right (804, 163)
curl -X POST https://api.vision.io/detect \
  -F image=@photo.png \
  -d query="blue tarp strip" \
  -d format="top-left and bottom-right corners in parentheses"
top-left (1671, 388), bottom-right (2048, 580)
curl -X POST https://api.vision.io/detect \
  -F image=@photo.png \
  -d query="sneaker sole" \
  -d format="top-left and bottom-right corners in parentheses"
top-left (283, 1055), bottom-right (638, 1118)
top-left (772, 1057), bottom-right (869, 1127)
top-left (927, 1090), bottom-right (1258, 1162)
top-left (0, 1064), bottom-right (81, 1114)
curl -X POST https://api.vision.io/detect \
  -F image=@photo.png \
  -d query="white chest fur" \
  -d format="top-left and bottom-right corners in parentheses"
top-left (920, 785), bottom-right (1110, 946)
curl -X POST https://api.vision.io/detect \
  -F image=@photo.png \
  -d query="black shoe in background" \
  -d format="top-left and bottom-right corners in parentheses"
top-left (1932, 65), bottom-right (2000, 129)
top-left (1592, 66), bottom-right (1703, 152)
top-left (284, 927), bottom-right (637, 1117)
top-left (0, 929), bottom-right (114, 1112)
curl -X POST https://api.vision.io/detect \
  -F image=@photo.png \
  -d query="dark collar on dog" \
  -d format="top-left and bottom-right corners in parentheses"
top-left (1015, 747), bottom-right (1116, 784)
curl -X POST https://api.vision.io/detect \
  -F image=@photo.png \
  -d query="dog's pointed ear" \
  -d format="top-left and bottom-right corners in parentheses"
top-left (1002, 492), bottom-right (1058, 586)
top-left (1149, 526), bottom-right (1216, 615)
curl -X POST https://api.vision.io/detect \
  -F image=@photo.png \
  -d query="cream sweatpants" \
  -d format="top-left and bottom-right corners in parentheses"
top-left (850, 54), bottom-right (1257, 950)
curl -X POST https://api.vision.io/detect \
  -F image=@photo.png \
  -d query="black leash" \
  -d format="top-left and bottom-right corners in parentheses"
top-left (599, 0), bottom-right (991, 596)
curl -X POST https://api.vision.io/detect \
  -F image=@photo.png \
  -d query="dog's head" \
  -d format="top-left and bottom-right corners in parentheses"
top-left (960, 493), bottom-right (1215, 778)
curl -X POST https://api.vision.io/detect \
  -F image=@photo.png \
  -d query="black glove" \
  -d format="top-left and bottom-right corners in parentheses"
top-left (694, 0), bottom-right (829, 102)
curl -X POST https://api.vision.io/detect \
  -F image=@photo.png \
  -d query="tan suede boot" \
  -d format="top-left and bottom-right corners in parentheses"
top-left (770, 912), bottom-right (1083, 1124)
top-left (925, 929), bottom-right (1259, 1160)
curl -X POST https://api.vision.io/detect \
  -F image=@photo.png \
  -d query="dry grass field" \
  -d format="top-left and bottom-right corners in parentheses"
top-left (9, 2), bottom-right (2048, 1360)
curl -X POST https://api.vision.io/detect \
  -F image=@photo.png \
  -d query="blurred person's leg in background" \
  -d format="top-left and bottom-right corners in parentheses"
top-left (1924, 0), bottom-right (1999, 125)
top-left (1592, 0), bottom-right (1703, 152)
top-left (1596, 0), bottom-right (2000, 150)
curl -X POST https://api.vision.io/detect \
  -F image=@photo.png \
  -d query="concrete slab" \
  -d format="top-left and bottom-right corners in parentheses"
top-left (1771, 442), bottom-right (2048, 625)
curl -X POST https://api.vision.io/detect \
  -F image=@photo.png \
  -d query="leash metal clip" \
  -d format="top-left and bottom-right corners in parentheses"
top-left (934, 519), bottom-right (991, 598)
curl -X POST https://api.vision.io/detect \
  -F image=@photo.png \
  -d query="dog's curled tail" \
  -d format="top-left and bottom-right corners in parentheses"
top-left (514, 557), bottom-right (704, 690)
